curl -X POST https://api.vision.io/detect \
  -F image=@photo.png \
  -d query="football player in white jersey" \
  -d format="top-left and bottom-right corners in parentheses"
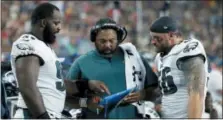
top-left (11, 3), bottom-right (110, 119)
top-left (149, 16), bottom-right (209, 118)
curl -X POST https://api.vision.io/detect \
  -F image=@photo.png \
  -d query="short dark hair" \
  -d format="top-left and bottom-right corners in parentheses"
top-left (31, 3), bottom-right (59, 25)
top-left (96, 18), bottom-right (116, 26)
top-left (95, 18), bottom-right (122, 40)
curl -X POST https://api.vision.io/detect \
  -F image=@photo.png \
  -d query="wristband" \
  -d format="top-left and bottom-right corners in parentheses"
top-left (76, 80), bottom-right (89, 93)
top-left (36, 111), bottom-right (50, 119)
top-left (79, 98), bottom-right (88, 108)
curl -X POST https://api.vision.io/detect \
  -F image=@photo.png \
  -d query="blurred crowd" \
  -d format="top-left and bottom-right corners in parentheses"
top-left (1, 1), bottom-right (222, 119)
top-left (1, 1), bottom-right (222, 70)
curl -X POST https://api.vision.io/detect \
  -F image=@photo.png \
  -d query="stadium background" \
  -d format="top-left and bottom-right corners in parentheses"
top-left (1, 0), bottom-right (222, 118)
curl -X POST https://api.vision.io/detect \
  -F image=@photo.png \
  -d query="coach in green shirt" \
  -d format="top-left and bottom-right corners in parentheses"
top-left (67, 18), bottom-right (158, 119)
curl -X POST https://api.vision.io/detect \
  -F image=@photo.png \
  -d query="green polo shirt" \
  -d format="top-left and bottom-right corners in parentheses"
top-left (67, 47), bottom-right (158, 118)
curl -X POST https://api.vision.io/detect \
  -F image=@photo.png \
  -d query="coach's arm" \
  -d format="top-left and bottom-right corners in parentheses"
top-left (180, 55), bottom-right (206, 118)
top-left (122, 56), bottom-right (160, 104)
top-left (64, 60), bottom-right (110, 110)
top-left (64, 79), bottom-right (110, 108)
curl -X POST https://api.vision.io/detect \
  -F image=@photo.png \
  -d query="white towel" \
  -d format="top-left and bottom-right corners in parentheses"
top-left (119, 42), bottom-right (146, 115)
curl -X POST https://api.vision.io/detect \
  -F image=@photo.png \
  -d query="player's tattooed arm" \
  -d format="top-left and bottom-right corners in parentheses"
top-left (180, 55), bottom-right (206, 118)
top-left (180, 56), bottom-right (205, 96)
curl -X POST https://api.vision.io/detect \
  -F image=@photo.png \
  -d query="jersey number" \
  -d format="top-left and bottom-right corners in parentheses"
top-left (55, 61), bottom-right (65, 92)
top-left (159, 67), bottom-right (177, 95)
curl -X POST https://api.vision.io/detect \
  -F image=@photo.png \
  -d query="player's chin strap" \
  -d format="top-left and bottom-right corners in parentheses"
top-left (102, 86), bottom-right (138, 118)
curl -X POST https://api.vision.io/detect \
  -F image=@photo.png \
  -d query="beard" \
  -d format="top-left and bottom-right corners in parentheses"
top-left (43, 23), bottom-right (56, 44)
top-left (95, 44), bottom-right (118, 58)
top-left (156, 44), bottom-right (172, 56)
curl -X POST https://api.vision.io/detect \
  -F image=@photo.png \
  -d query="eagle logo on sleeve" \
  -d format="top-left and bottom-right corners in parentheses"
top-left (183, 42), bottom-right (198, 53)
top-left (16, 43), bottom-right (34, 51)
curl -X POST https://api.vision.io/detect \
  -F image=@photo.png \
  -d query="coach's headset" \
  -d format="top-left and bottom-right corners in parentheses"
top-left (90, 22), bottom-right (128, 43)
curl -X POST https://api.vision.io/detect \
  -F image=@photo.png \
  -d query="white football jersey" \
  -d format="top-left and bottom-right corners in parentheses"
top-left (11, 34), bottom-right (66, 117)
top-left (154, 38), bottom-right (209, 118)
